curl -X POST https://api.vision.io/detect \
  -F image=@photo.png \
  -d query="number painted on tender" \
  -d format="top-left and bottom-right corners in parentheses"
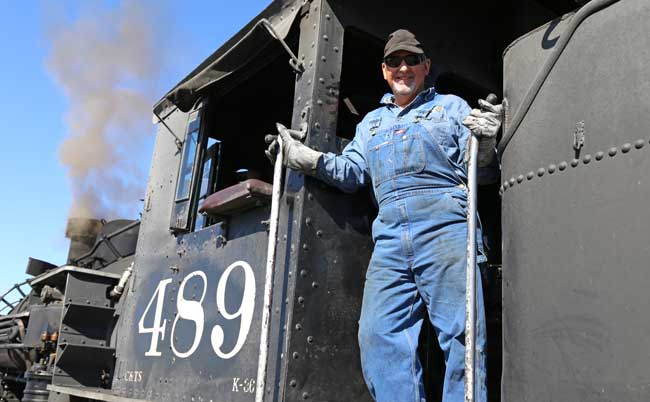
top-left (211, 261), bottom-right (256, 359)
top-left (138, 278), bottom-right (172, 356)
top-left (137, 261), bottom-right (256, 360)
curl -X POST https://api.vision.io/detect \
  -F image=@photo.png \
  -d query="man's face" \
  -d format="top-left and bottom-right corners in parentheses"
top-left (382, 50), bottom-right (431, 105)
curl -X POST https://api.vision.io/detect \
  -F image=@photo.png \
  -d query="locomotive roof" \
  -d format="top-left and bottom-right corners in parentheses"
top-left (153, 0), bottom-right (301, 115)
top-left (152, 0), bottom-right (579, 116)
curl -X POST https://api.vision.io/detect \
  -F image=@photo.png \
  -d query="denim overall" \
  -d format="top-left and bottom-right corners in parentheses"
top-left (316, 89), bottom-right (488, 402)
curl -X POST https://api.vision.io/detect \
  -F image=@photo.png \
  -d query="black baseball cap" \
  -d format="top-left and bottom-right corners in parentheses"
top-left (384, 29), bottom-right (425, 57)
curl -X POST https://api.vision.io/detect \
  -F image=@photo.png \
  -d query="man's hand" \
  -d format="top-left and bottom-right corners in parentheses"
top-left (264, 123), bottom-right (322, 174)
top-left (462, 99), bottom-right (504, 167)
top-left (462, 99), bottom-right (503, 139)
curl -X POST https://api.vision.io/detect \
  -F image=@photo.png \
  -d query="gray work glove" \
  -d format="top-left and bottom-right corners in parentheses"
top-left (265, 123), bottom-right (322, 175)
top-left (462, 99), bottom-right (503, 167)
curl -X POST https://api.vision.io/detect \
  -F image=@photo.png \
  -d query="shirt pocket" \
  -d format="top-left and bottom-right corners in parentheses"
top-left (420, 106), bottom-right (453, 148)
top-left (367, 130), bottom-right (425, 186)
top-left (422, 119), bottom-right (453, 148)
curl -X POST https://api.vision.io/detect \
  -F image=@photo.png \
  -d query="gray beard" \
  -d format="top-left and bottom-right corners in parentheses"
top-left (390, 81), bottom-right (418, 97)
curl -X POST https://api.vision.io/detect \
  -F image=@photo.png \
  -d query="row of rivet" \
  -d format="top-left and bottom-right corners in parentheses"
top-left (288, 4), bottom-right (335, 397)
top-left (288, 189), bottom-right (319, 396)
top-left (295, 10), bottom-right (341, 150)
top-left (500, 138), bottom-right (648, 195)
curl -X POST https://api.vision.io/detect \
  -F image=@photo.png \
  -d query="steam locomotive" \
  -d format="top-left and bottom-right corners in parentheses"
top-left (2, 0), bottom-right (649, 401)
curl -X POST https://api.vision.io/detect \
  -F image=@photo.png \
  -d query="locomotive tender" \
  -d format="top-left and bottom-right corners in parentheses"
top-left (2, 0), bottom-right (649, 401)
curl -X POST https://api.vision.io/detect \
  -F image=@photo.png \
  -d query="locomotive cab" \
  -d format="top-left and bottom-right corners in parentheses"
top-left (124, 1), bottom-right (576, 401)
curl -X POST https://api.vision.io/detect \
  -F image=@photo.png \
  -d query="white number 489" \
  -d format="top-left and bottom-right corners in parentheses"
top-left (138, 261), bottom-right (256, 359)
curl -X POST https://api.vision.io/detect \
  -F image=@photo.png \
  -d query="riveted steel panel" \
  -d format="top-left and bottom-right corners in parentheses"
top-left (501, 0), bottom-right (650, 400)
top-left (112, 105), bottom-right (272, 401)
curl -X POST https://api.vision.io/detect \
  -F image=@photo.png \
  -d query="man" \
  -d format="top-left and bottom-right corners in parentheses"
top-left (266, 29), bottom-right (502, 402)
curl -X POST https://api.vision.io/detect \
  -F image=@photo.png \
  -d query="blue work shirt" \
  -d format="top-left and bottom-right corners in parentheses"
top-left (315, 87), bottom-right (496, 205)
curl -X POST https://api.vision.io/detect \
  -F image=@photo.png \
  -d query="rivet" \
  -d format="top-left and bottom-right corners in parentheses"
top-left (526, 171), bottom-right (534, 180)
top-left (559, 161), bottom-right (567, 171)
top-left (325, 13), bottom-right (331, 19)
top-left (298, 296), bottom-right (305, 305)
top-left (503, 181), bottom-right (509, 189)
top-left (311, 41), bottom-right (315, 48)
top-left (302, 392), bottom-right (310, 400)
top-left (313, 24), bottom-right (317, 29)
top-left (333, 46), bottom-right (339, 52)
top-left (635, 139), bottom-right (645, 149)
top-left (305, 217), bottom-right (312, 226)
top-left (595, 151), bottom-right (604, 161)
top-left (300, 269), bottom-right (308, 277)
top-left (317, 99), bottom-right (323, 105)
top-left (302, 244), bottom-right (309, 251)
top-left (314, 122), bottom-right (320, 129)
top-left (516, 175), bottom-right (524, 183)
top-left (295, 323), bottom-right (303, 330)
top-left (499, 186), bottom-right (504, 194)
top-left (312, 281), bottom-right (318, 288)
top-left (307, 79), bottom-right (312, 85)
top-left (402, 135), bottom-right (407, 140)
top-left (537, 168), bottom-right (545, 177)
top-left (307, 336), bottom-right (314, 343)
top-left (290, 380), bottom-right (297, 388)
top-left (308, 193), bottom-right (314, 201)
top-left (582, 154), bottom-right (592, 164)
top-left (322, 34), bottom-right (329, 41)
top-left (548, 164), bottom-right (556, 174)
top-left (571, 159), bottom-right (579, 167)
top-left (608, 147), bottom-right (617, 156)
top-left (316, 230), bottom-right (323, 237)
top-left (325, 134), bottom-right (331, 141)
top-left (622, 143), bottom-right (632, 153)
top-left (321, 56), bottom-right (327, 62)
top-left (508, 178), bottom-right (515, 186)
top-left (319, 77), bottom-right (325, 84)
top-left (292, 352), bottom-right (299, 359)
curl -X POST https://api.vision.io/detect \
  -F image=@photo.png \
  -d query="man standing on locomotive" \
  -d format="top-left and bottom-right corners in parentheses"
top-left (266, 29), bottom-right (501, 402)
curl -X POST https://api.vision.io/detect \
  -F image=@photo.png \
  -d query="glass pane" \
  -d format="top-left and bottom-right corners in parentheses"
top-left (199, 158), bottom-right (212, 198)
top-left (195, 212), bottom-right (207, 229)
top-left (175, 128), bottom-right (199, 201)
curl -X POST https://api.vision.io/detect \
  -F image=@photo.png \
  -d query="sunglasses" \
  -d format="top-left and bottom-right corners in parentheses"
top-left (383, 54), bottom-right (426, 68)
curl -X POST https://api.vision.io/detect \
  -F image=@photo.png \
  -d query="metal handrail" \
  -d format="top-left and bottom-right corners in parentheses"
top-left (0, 281), bottom-right (31, 315)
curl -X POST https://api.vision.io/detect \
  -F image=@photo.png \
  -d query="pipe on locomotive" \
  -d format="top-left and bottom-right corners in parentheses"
top-left (498, 0), bottom-right (622, 155)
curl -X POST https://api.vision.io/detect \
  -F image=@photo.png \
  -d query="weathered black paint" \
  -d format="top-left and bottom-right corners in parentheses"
top-left (7, 0), bottom-right (640, 401)
top-left (501, 0), bottom-right (650, 400)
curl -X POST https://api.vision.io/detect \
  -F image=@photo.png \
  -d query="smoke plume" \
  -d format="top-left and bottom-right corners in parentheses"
top-left (46, 1), bottom-right (163, 219)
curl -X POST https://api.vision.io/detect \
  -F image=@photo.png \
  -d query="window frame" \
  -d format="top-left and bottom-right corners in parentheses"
top-left (170, 100), bottom-right (209, 233)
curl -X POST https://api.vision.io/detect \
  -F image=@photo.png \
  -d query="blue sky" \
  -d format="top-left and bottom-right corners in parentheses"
top-left (0, 1), bottom-right (269, 293)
